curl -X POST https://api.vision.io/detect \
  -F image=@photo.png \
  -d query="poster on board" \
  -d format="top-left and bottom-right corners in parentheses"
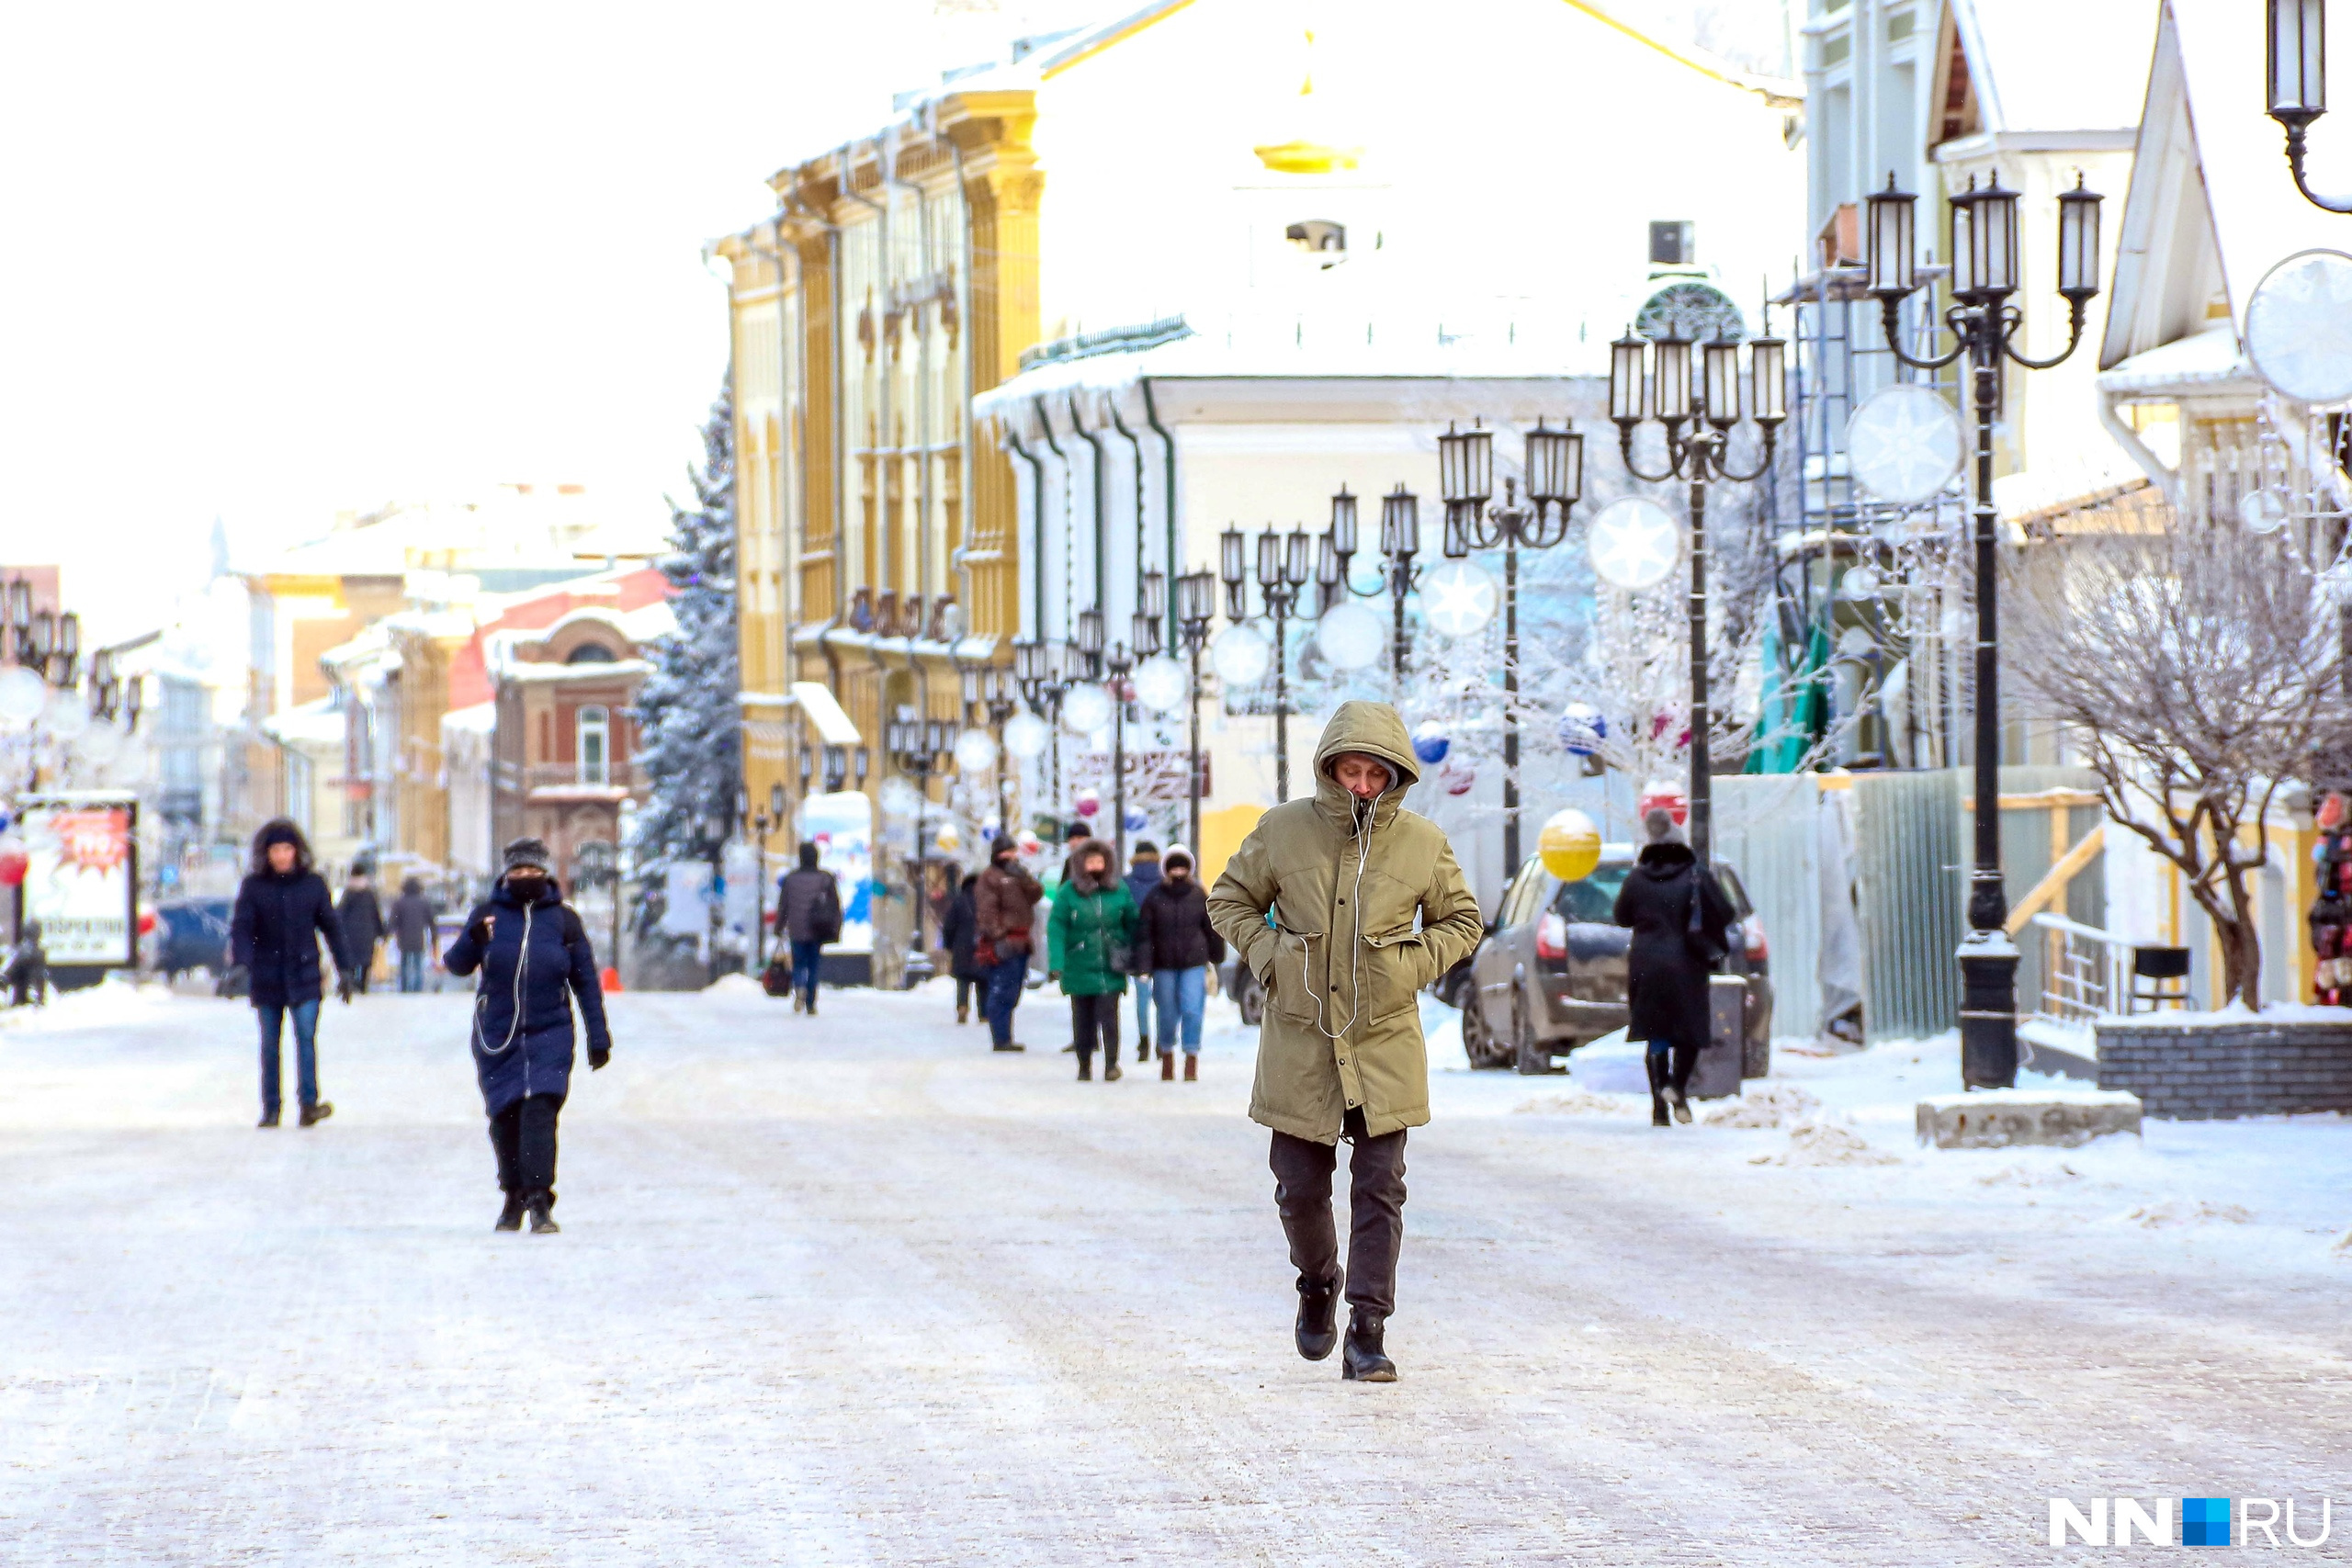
top-left (20, 793), bottom-right (138, 967)
top-left (796, 790), bottom-right (874, 954)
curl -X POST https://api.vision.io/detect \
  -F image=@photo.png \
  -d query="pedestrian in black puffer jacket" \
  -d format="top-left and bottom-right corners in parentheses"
top-left (442, 836), bottom-right (613, 1235)
top-left (230, 818), bottom-right (356, 1129)
top-left (1611, 809), bottom-right (1736, 1127)
top-left (1135, 848), bottom-right (1225, 1077)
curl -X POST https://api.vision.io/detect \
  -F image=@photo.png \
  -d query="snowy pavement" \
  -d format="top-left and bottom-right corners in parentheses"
top-left (4, 980), bottom-right (2350, 1565)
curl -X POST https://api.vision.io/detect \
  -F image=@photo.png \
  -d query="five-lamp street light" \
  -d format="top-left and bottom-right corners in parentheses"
top-left (886, 712), bottom-right (956, 984)
top-left (961, 660), bottom-right (1022, 833)
top-left (1867, 164), bottom-right (2103, 1090)
top-left (1322, 484), bottom-right (1424, 686)
top-left (1435, 420), bottom-right (1585, 874)
top-left (1610, 324), bottom-right (1787, 872)
top-left (1219, 524), bottom-right (1314, 801)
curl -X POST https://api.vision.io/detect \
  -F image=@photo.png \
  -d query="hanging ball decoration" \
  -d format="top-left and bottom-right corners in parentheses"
top-left (878, 777), bottom-right (922, 818)
top-left (1315, 601), bottom-right (1385, 671)
top-left (1439, 758), bottom-right (1477, 797)
top-left (952, 727), bottom-right (999, 773)
top-left (1003, 710), bottom-right (1050, 761)
top-left (1124, 808), bottom-right (1149, 834)
top-left (980, 818), bottom-right (1003, 843)
top-left (1209, 622), bottom-right (1272, 686)
top-left (1133, 655), bottom-right (1188, 714)
top-left (1638, 780), bottom-right (1689, 828)
top-left (1061, 682), bottom-right (1114, 734)
top-left (1410, 720), bottom-right (1451, 765)
top-left (0, 668), bottom-right (45, 727)
top-left (1074, 788), bottom-right (1101, 818)
top-left (42, 691), bottom-right (88, 740)
top-left (1556, 703), bottom-right (1606, 757)
top-left (1538, 808), bottom-right (1603, 883)
top-left (1015, 829), bottom-right (1042, 856)
top-left (0, 836), bottom-right (24, 887)
top-left (74, 719), bottom-right (124, 765)
top-left (934, 823), bottom-right (962, 853)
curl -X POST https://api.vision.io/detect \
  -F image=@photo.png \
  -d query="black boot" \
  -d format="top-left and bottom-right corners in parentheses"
top-left (494, 1193), bottom-right (525, 1232)
top-left (1645, 1052), bottom-right (1670, 1127)
top-left (298, 1101), bottom-right (334, 1127)
top-left (1077, 1052), bottom-right (1092, 1081)
top-left (257, 1109), bottom-right (280, 1128)
top-left (1341, 1311), bottom-right (1396, 1382)
top-left (527, 1192), bottom-right (560, 1234)
top-left (1668, 1043), bottom-right (1697, 1123)
top-left (1295, 1270), bottom-right (1342, 1361)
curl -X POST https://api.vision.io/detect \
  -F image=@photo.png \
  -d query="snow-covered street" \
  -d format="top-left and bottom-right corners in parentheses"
top-left (5, 981), bottom-right (2351, 1565)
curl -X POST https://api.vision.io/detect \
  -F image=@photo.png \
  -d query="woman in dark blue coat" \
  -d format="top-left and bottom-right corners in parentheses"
top-left (442, 836), bottom-right (612, 1234)
top-left (230, 819), bottom-right (355, 1128)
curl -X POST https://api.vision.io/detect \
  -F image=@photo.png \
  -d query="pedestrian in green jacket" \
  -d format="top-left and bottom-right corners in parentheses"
top-left (1048, 840), bottom-right (1138, 1082)
top-left (1207, 700), bottom-right (1483, 1383)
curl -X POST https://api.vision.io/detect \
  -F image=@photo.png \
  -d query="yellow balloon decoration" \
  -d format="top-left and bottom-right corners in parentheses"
top-left (1537, 808), bottom-right (1602, 882)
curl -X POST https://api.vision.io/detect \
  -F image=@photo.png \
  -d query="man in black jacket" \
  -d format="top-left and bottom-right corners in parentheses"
top-left (775, 843), bottom-right (842, 1015)
top-left (389, 875), bottom-right (435, 992)
top-left (231, 819), bottom-right (356, 1127)
top-left (336, 864), bottom-right (385, 993)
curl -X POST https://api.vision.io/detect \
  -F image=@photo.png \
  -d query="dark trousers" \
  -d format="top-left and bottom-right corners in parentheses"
top-left (489, 1092), bottom-right (566, 1199)
top-left (789, 939), bottom-right (825, 1008)
top-left (1269, 1106), bottom-right (1408, 1320)
top-left (1069, 991), bottom-right (1121, 1064)
top-left (256, 1000), bottom-right (321, 1113)
top-left (955, 976), bottom-right (976, 1011)
top-left (981, 951), bottom-right (1027, 1045)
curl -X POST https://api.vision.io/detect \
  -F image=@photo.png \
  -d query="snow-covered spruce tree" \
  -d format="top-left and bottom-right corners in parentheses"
top-left (628, 378), bottom-right (740, 935)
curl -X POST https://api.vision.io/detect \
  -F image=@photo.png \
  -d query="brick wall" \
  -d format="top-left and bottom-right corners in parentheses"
top-left (2095, 1019), bottom-right (2352, 1120)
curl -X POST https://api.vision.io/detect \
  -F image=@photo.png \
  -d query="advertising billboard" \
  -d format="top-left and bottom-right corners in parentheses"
top-left (19, 793), bottom-right (138, 967)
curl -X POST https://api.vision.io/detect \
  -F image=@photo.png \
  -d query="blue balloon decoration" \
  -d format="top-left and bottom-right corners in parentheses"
top-left (1557, 703), bottom-right (1607, 758)
top-left (1410, 720), bottom-right (1451, 765)
top-left (1124, 809), bottom-right (1149, 834)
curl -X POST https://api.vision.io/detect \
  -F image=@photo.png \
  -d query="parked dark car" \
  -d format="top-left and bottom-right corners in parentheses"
top-left (152, 897), bottom-right (235, 986)
top-left (1456, 848), bottom-right (1772, 1075)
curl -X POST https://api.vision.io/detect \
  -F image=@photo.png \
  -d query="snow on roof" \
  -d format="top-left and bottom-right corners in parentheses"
top-left (2098, 321), bottom-right (2255, 397)
top-left (441, 702), bottom-right (495, 735)
top-left (260, 696), bottom-right (345, 748)
top-left (1951, 0), bottom-right (2159, 135)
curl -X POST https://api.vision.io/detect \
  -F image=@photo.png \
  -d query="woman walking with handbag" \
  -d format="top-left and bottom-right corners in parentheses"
top-left (1047, 840), bottom-right (1137, 1081)
top-left (1611, 808), bottom-right (1736, 1126)
top-left (974, 838), bottom-right (1042, 1052)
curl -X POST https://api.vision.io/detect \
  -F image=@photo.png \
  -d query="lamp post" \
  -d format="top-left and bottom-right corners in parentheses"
top-left (1177, 568), bottom-right (1216, 852)
top-left (1610, 328), bottom-right (1786, 870)
top-left (1323, 484), bottom-right (1423, 686)
top-left (962, 660), bottom-right (1021, 832)
top-left (1435, 421), bottom-right (1586, 873)
top-left (1218, 524), bottom-right (1313, 800)
top-left (1014, 636), bottom-right (1075, 835)
top-left (749, 780), bottom-right (785, 968)
top-left (2267, 0), bottom-right (2352, 212)
top-left (1867, 165), bottom-right (2103, 1089)
top-left (886, 712), bottom-right (954, 984)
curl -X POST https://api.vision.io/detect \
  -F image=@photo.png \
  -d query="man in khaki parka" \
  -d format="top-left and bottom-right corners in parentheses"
top-left (1207, 701), bottom-right (1483, 1381)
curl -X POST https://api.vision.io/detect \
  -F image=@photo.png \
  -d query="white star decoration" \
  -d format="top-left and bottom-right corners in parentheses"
top-left (2248, 250), bottom-right (2352, 405)
top-left (1587, 497), bottom-right (1679, 591)
top-left (1421, 561), bottom-right (1498, 638)
top-left (1846, 383), bottom-right (1963, 504)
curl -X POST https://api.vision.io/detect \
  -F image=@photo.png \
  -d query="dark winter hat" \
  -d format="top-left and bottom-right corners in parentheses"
top-left (1131, 840), bottom-right (1159, 860)
top-left (502, 836), bottom-right (553, 874)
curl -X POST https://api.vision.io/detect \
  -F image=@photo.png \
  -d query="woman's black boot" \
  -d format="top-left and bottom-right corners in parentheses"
top-left (1340, 1312), bottom-right (1396, 1382)
top-left (1076, 1051), bottom-right (1092, 1081)
top-left (1668, 1043), bottom-right (1698, 1123)
top-left (494, 1193), bottom-right (525, 1231)
top-left (1645, 1052), bottom-right (1670, 1127)
top-left (527, 1191), bottom-right (560, 1234)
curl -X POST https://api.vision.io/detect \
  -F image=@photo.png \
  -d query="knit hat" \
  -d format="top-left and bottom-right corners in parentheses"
top-left (502, 836), bottom-right (552, 874)
top-left (1642, 808), bottom-right (1685, 845)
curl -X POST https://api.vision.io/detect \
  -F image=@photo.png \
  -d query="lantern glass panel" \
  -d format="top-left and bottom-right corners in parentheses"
top-left (1524, 423), bottom-right (1569, 505)
top-left (960, 667), bottom-right (981, 705)
top-left (1283, 526), bottom-right (1311, 586)
top-left (2271, 0), bottom-right (2327, 118)
top-left (1256, 527), bottom-right (1281, 588)
top-left (1179, 569), bottom-right (1214, 626)
top-left (1442, 504), bottom-right (1471, 559)
top-left (1220, 525), bottom-right (1245, 587)
top-left (31, 611), bottom-right (52, 658)
top-left (1950, 185), bottom-right (1977, 297)
top-left (1329, 487), bottom-right (1358, 556)
top-left (1978, 177), bottom-right (2018, 296)
top-left (1702, 342), bottom-right (1741, 424)
top-left (2056, 177), bottom-right (2103, 299)
top-left (1316, 531), bottom-right (1340, 587)
top-left (1140, 569), bottom-right (1166, 619)
top-left (1558, 428), bottom-right (1584, 503)
top-left (1748, 335), bottom-right (1788, 423)
top-left (1609, 333), bottom-right (1646, 423)
top-left (1865, 176), bottom-right (1917, 296)
top-left (1077, 606), bottom-right (1104, 657)
top-left (1381, 487), bottom-right (1419, 557)
top-left (1653, 336), bottom-right (1693, 421)
top-left (1133, 612), bottom-right (1160, 656)
top-left (58, 613), bottom-right (78, 658)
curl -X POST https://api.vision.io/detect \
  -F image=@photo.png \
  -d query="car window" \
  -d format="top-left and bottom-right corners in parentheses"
top-left (1552, 866), bottom-right (1631, 923)
top-left (1714, 863), bottom-right (1753, 918)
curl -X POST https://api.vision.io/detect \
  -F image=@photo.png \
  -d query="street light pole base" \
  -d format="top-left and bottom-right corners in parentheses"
top-left (1956, 929), bottom-right (2019, 1089)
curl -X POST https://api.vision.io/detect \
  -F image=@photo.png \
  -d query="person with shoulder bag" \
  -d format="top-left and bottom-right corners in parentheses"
top-left (973, 837), bottom-right (1042, 1052)
top-left (941, 872), bottom-right (983, 1023)
top-left (775, 842), bottom-right (843, 1016)
top-left (1611, 808), bottom-right (1736, 1127)
top-left (441, 837), bottom-right (613, 1234)
top-left (1048, 839), bottom-right (1138, 1080)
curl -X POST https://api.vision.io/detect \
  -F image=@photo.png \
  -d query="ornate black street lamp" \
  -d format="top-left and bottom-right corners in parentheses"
top-left (1219, 524), bottom-right (1313, 800)
top-left (1610, 327), bottom-right (1786, 870)
top-left (1322, 484), bottom-right (1423, 686)
top-left (1867, 165), bottom-right (2103, 1089)
top-left (1176, 568), bottom-right (1216, 852)
top-left (886, 712), bottom-right (956, 984)
top-left (1014, 636), bottom-right (1075, 826)
top-left (961, 660), bottom-right (1021, 832)
top-left (1436, 421), bottom-right (1585, 873)
top-left (2267, 0), bottom-right (2352, 212)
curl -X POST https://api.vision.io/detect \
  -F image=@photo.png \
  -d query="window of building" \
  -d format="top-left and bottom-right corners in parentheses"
top-left (565, 642), bottom-right (616, 665)
top-left (578, 705), bottom-right (610, 786)
top-left (1648, 221), bottom-right (1695, 266)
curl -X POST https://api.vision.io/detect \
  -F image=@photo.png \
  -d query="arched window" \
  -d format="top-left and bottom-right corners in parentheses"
top-left (566, 642), bottom-right (617, 665)
top-left (577, 705), bottom-right (610, 786)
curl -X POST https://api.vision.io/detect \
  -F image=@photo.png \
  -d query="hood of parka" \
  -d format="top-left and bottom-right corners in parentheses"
top-left (1311, 700), bottom-right (1421, 833)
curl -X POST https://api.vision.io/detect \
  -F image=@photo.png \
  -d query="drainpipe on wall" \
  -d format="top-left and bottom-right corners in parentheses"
top-left (839, 145), bottom-right (890, 596)
top-left (884, 133), bottom-right (935, 625)
top-left (1034, 397), bottom-right (1069, 644)
top-left (1069, 392), bottom-right (1109, 623)
top-left (1138, 378), bottom-right (1180, 654)
top-left (945, 121), bottom-right (978, 623)
top-left (1005, 417), bottom-right (1046, 643)
top-left (1108, 393), bottom-right (1148, 636)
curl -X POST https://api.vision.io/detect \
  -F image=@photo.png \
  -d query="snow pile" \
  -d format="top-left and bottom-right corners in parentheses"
top-left (1976, 1162), bottom-right (2084, 1188)
top-left (2122, 1199), bottom-right (2253, 1228)
top-left (1513, 1089), bottom-right (1645, 1118)
top-left (1751, 1122), bottom-right (1901, 1168)
top-left (703, 972), bottom-right (767, 996)
top-left (1703, 1083), bottom-right (1822, 1128)
top-left (0, 976), bottom-right (175, 1036)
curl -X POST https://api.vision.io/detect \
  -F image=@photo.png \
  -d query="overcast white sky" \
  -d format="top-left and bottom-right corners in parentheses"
top-left (0, 0), bottom-right (1776, 645)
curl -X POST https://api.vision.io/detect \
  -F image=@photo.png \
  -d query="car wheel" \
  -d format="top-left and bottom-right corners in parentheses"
top-left (1461, 988), bottom-right (1509, 1069)
top-left (1512, 989), bottom-right (1554, 1075)
top-left (1238, 969), bottom-right (1264, 1028)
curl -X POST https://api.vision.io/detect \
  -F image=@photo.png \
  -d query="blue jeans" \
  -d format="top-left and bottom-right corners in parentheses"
top-left (1134, 976), bottom-right (1154, 1048)
top-left (399, 949), bottom-right (425, 993)
top-left (1151, 966), bottom-right (1207, 1053)
top-left (790, 939), bottom-right (825, 1008)
top-left (257, 1000), bottom-right (321, 1113)
top-left (982, 951), bottom-right (1029, 1045)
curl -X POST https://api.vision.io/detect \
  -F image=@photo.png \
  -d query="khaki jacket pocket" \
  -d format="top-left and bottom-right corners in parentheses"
top-left (1363, 927), bottom-right (1430, 1021)
top-left (1267, 929), bottom-right (1322, 1023)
